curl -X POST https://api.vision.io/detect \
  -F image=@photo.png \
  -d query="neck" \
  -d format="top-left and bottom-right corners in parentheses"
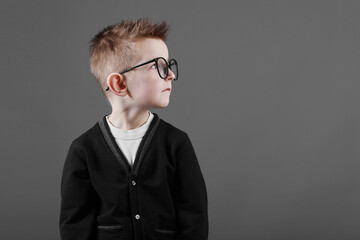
top-left (108, 108), bottom-right (150, 130)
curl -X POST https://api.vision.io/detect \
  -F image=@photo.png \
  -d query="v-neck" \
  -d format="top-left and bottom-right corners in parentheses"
top-left (97, 112), bottom-right (160, 177)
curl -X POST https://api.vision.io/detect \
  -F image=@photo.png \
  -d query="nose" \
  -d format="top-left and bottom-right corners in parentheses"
top-left (166, 69), bottom-right (175, 81)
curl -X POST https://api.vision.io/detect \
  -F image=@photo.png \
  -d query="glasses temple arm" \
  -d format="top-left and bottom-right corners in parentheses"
top-left (119, 59), bottom-right (156, 74)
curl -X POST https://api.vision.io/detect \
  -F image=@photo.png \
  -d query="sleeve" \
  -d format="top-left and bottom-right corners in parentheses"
top-left (174, 134), bottom-right (209, 240)
top-left (59, 140), bottom-right (99, 240)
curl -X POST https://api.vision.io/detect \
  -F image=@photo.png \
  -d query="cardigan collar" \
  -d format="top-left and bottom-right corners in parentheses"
top-left (97, 112), bottom-right (160, 176)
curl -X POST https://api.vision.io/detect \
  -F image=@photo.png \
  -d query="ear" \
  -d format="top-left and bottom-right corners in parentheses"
top-left (106, 73), bottom-right (128, 96)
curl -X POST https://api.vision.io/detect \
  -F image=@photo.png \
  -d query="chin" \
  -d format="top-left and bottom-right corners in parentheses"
top-left (152, 101), bottom-right (170, 108)
top-left (159, 103), bottom-right (170, 108)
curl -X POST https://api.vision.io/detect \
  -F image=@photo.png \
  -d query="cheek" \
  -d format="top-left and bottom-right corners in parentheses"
top-left (128, 74), bottom-right (161, 99)
top-left (137, 83), bottom-right (159, 99)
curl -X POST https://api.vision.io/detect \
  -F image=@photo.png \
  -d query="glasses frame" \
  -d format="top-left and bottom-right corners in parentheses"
top-left (105, 57), bottom-right (178, 91)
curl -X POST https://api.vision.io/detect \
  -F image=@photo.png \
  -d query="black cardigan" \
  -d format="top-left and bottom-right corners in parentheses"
top-left (59, 113), bottom-right (208, 240)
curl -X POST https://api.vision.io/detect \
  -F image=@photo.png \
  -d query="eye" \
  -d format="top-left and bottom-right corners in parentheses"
top-left (150, 64), bottom-right (156, 69)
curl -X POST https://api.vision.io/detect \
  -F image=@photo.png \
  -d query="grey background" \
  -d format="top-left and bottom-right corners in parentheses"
top-left (1, 1), bottom-right (359, 239)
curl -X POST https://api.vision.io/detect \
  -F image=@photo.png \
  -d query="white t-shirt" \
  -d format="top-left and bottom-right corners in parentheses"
top-left (106, 111), bottom-right (154, 166)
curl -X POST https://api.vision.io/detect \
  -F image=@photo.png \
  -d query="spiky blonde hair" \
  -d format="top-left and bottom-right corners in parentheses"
top-left (89, 18), bottom-right (169, 99)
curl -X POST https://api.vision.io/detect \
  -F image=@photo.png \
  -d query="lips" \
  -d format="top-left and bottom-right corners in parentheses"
top-left (162, 88), bottom-right (171, 92)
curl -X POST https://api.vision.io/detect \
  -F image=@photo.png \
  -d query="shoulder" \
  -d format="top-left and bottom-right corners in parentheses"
top-left (69, 122), bottom-right (99, 150)
top-left (156, 117), bottom-right (195, 157)
top-left (63, 123), bottom-right (97, 167)
top-left (158, 117), bottom-right (189, 142)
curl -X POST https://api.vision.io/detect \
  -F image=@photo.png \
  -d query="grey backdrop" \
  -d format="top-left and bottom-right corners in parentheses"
top-left (1, 1), bottom-right (359, 240)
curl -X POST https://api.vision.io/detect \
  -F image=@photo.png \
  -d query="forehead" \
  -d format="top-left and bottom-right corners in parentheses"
top-left (136, 38), bottom-right (169, 62)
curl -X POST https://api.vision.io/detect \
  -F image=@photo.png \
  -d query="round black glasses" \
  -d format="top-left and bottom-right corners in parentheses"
top-left (105, 57), bottom-right (178, 91)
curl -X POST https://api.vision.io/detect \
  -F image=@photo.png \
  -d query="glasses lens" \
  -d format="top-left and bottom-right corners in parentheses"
top-left (157, 58), bottom-right (168, 79)
top-left (169, 59), bottom-right (178, 80)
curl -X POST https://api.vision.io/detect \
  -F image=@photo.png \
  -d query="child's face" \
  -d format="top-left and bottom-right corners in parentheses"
top-left (126, 38), bottom-right (175, 109)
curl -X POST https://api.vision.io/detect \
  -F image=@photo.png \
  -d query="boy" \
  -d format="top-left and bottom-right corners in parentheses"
top-left (59, 18), bottom-right (208, 240)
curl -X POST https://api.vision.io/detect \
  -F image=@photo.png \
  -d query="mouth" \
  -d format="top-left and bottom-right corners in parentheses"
top-left (162, 88), bottom-right (171, 92)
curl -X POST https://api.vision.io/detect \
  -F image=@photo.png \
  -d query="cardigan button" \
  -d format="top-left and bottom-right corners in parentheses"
top-left (132, 180), bottom-right (136, 185)
top-left (135, 214), bottom-right (140, 220)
